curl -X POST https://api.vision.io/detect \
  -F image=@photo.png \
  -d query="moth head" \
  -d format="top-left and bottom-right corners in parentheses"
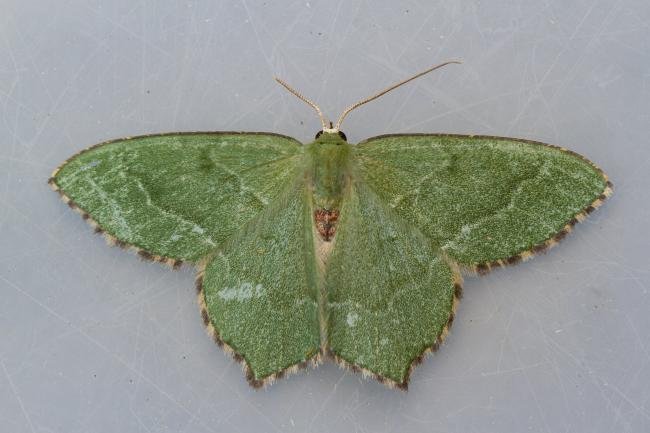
top-left (315, 122), bottom-right (347, 142)
top-left (274, 60), bottom-right (461, 141)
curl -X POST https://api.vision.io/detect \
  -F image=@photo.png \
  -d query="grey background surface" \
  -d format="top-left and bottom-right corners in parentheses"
top-left (1, 1), bottom-right (649, 432)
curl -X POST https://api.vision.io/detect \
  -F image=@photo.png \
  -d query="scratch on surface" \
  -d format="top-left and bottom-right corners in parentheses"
top-left (1, 359), bottom-right (36, 433)
top-left (0, 274), bottom-right (218, 433)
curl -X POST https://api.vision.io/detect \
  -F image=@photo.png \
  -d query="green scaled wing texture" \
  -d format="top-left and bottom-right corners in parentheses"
top-left (325, 182), bottom-right (458, 388)
top-left (51, 131), bottom-right (611, 388)
top-left (199, 180), bottom-right (321, 386)
top-left (354, 134), bottom-right (610, 270)
top-left (50, 132), bottom-right (302, 263)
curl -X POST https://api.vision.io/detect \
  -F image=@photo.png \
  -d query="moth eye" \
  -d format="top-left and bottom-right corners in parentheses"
top-left (315, 131), bottom-right (323, 139)
top-left (337, 131), bottom-right (347, 142)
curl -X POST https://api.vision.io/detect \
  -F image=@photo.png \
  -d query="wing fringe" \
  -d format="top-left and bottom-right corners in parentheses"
top-left (328, 269), bottom-right (464, 391)
top-left (194, 265), bottom-right (323, 389)
top-left (358, 133), bottom-right (614, 277)
top-left (468, 180), bottom-right (613, 275)
top-left (48, 176), bottom-right (184, 269)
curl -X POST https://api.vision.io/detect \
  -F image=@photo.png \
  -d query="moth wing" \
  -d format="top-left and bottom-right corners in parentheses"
top-left (325, 181), bottom-right (460, 388)
top-left (50, 132), bottom-right (303, 264)
top-left (197, 180), bottom-right (321, 387)
top-left (354, 134), bottom-right (612, 272)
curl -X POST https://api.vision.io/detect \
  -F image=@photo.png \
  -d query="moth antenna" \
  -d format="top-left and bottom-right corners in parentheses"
top-left (334, 60), bottom-right (462, 131)
top-left (275, 77), bottom-right (329, 131)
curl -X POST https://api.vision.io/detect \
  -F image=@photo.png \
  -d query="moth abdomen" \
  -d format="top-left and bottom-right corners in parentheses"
top-left (314, 208), bottom-right (340, 241)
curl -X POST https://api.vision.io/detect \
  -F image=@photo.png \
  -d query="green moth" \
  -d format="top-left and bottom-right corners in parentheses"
top-left (49, 62), bottom-right (612, 390)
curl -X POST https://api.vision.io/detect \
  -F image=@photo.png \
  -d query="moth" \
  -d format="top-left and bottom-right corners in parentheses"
top-left (49, 61), bottom-right (612, 390)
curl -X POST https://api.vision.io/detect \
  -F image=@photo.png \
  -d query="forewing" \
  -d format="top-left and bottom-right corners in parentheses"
top-left (50, 132), bottom-right (303, 263)
top-left (197, 180), bottom-right (321, 386)
top-left (325, 181), bottom-right (459, 388)
top-left (354, 134), bottom-right (611, 271)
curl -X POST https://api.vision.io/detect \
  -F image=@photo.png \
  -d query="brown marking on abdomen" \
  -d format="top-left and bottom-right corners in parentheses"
top-left (314, 208), bottom-right (339, 241)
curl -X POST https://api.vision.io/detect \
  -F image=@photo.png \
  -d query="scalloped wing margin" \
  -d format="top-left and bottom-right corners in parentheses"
top-left (50, 132), bottom-right (304, 263)
top-left (354, 134), bottom-right (612, 272)
top-left (324, 181), bottom-right (461, 388)
top-left (198, 179), bottom-right (322, 387)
